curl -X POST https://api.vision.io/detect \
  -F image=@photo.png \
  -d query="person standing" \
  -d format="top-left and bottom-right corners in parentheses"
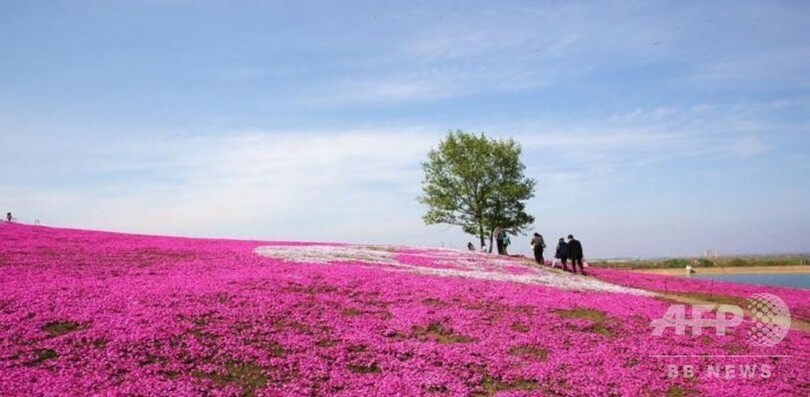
top-left (6, 212), bottom-right (11, 222)
top-left (530, 233), bottom-right (546, 265)
top-left (555, 238), bottom-right (569, 272)
top-left (493, 227), bottom-right (505, 255)
top-left (567, 234), bottom-right (584, 274)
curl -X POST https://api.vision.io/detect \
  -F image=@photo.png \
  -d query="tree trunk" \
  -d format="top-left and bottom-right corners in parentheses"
top-left (478, 223), bottom-right (485, 249)
top-left (488, 229), bottom-right (494, 253)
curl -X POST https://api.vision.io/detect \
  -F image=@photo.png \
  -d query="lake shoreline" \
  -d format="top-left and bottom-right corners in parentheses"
top-left (629, 265), bottom-right (810, 276)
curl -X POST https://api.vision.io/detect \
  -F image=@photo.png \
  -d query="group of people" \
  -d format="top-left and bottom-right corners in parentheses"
top-left (531, 233), bottom-right (586, 275)
top-left (465, 226), bottom-right (513, 255)
top-left (463, 227), bottom-right (586, 275)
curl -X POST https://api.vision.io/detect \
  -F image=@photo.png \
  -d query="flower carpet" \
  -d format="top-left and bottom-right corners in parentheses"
top-left (1, 223), bottom-right (808, 396)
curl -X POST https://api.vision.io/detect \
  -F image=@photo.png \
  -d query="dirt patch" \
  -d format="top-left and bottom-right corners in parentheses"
top-left (42, 321), bottom-right (82, 337)
top-left (193, 362), bottom-right (268, 397)
top-left (347, 362), bottom-right (381, 374)
top-left (341, 308), bottom-right (364, 317)
top-left (316, 339), bottom-right (340, 348)
top-left (474, 376), bottom-right (540, 397)
top-left (26, 348), bottom-right (58, 367)
top-left (666, 385), bottom-right (699, 397)
top-left (412, 322), bottom-right (477, 344)
top-left (553, 307), bottom-right (616, 337)
top-left (509, 322), bottom-right (530, 333)
top-left (422, 298), bottom-right (447, 307)
top-left (509, 345), bottom-right (548, 361)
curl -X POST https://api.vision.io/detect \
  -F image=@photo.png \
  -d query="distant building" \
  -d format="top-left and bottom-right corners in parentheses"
top-left (703, 249), bottom-right (719, 258)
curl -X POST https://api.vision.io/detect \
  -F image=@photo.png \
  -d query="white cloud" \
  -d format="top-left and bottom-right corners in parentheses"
top-left (726, 136), bottom-right (768, 157)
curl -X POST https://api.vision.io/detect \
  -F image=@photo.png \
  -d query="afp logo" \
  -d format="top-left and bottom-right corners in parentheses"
top-left (650, 293), bottom-right (791, 347)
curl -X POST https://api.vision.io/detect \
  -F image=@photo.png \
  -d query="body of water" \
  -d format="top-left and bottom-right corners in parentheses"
top-left (691, 273), bottom-right (810, 290)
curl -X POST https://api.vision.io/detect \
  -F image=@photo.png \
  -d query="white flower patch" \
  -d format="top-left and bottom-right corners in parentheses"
top-left (254, 245), bottom-right (396, 265)
top-left (401, 266), bottom-right (653, 295)
top-left (254, 245), bottom-right (651, 295)
top-left (404, 248), bottom-right (518, 272)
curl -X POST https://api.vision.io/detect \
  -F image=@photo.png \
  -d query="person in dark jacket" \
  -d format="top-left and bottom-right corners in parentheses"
top-left (530, 233), bottom-right (546, 265)
top-left (567, 234), bottom-right (584, 274)
top-left (555, 238), bottom-right (569, 272)
top-left (467, 242), bottom-right (476, 251)
top-left (6, 212), bottom-right (11, 222)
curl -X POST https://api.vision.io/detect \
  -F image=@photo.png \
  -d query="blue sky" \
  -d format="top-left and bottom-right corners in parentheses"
top-left (1, 0), bottom-right (809, 258)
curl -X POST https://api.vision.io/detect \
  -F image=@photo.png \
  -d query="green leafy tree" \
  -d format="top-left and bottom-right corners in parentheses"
top-left (419, 130), bottom-right (536, 250)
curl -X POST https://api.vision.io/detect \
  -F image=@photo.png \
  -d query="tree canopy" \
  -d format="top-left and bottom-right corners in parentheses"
top-left (419, 130), bottom-right (536, 249)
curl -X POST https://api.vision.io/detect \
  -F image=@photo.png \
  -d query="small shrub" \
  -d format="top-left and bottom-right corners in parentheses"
top-left (696, 258), bottom-right (714, 267)
top-left (661, 259), bottom-right (690, 268)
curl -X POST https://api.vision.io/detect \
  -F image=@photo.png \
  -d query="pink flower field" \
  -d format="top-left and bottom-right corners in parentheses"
top-left (1, 223), bottom-right (808, 396)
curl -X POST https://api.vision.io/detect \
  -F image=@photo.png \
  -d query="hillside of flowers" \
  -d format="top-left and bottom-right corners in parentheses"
top-left (1, 223), bottom-right (808, 396)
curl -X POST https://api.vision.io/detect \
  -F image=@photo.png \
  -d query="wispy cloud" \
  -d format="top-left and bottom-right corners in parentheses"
top-left (1, 128), bottom-right (441, 240)
top-left (298, 1), bottom-right (810, 106)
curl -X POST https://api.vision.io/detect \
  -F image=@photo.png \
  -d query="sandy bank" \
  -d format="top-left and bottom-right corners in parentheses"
top-left (632, 265), bottom-right (810, 276)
